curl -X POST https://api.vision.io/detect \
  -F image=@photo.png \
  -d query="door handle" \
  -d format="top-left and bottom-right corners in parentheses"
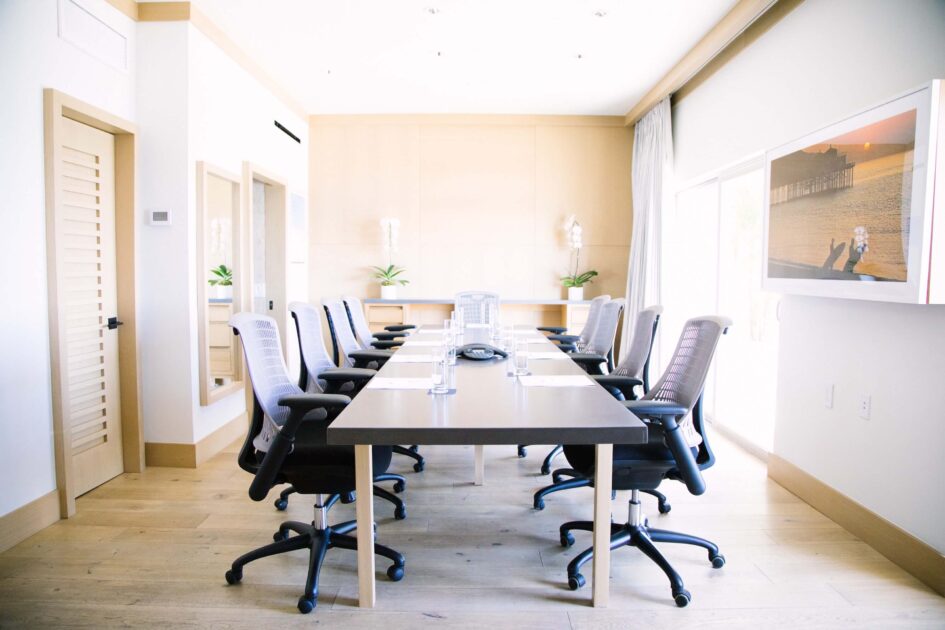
top-left (107, 316), bottom-right (124, 330)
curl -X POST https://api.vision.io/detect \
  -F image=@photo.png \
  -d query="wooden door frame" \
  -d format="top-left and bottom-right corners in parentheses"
top-left (43, 88), bottom-right (144, 518)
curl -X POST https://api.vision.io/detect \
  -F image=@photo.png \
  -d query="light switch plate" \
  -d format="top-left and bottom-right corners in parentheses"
top-left (858, 394), bottom-right (871, 420)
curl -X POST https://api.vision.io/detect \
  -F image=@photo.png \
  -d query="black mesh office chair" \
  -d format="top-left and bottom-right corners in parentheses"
top-left (557, 315), bottom-right (731, 607)
top-left (268, 302), bottom-right (408, 519)
top-left (537, 294), bottom-right (610, 342)
top-left (533, 305), bottom-right (662, 509)
top-left (322, 298), bottom-right (426, 473)
top-left (225, 313), bottom-right (405, 613)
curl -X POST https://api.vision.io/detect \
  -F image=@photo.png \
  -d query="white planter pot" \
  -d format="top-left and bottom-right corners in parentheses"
top-left (567, 287), bottom-right (584, 301)
top-left (212, 285), bottom-right (233, 301)
top-left (381, 285), bottom-right (398, 300)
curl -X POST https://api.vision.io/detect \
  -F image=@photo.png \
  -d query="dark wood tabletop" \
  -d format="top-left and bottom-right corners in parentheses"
top-left (327, 327), bottom-right (647, 446)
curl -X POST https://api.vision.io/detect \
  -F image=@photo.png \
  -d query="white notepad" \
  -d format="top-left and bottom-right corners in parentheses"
top-left (518, 375), bottom-right (593, 387)
top-left (522, 351), bottom-right (569, 360)
top-left (402, 340), bottom-right (444, 347)
top-left (415, 328), bottom-right (445, 334)
top-left (388, 354), bottom-right (435, 363)
top-left (366, 377), bottom-right (434, 390)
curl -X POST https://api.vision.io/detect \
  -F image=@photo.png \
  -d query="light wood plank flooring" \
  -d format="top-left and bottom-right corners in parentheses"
top-left (1, 436), bottom-right (943, 628)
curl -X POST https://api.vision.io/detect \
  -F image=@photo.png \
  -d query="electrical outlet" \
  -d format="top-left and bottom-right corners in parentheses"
top-left (858, 394), bottom-right (871, 420)
top-left (824, 384), bottom-right (834, 409)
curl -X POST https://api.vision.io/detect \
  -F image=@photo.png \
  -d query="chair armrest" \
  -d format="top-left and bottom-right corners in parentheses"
top-left (556, 343), bottom-right (577, 353)
top-left (384, 324), bottom-right (415, 332)
top-left (373, 332), bottom-right (407, 340)
top-left (349, 349), bottom-right (393, 369)
top-left (319, 368), bottom-right (376, 384)
top-left (622, 400), bottom-right (705, 496)
top-left (569, 352), bottom-right (607, 375)
top-left (593, 375), bottom-right (643, 400)
top-left (249, 394), bottom-right (351, 501)
top-left (548, 334), bottom-right (581, 344)
top-left (370, 340), bottom-right (402, 350)
top-left (537, 326), bottom-right (568, 334)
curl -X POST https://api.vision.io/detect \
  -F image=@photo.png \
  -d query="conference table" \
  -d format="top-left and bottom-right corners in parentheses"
top-left (326, 325), bottom-right (648, 608)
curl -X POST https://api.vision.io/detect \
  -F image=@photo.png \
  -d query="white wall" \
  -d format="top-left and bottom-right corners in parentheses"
top-left (187, 24), bottom-right (309, 441)
top-left (0, 0), bottom-right (136, 517)
top-left (672, 0), bottom-right (945, 552)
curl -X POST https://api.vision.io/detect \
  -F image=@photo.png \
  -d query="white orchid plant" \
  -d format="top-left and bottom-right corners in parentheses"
top-left (561, 215), bottom-right (598, 288)
top-left (373, 217), bottom-right (409, 286)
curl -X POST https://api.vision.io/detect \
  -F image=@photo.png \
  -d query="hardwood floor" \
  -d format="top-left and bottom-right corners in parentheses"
top-left (1, 435), bottom-right (943, 628)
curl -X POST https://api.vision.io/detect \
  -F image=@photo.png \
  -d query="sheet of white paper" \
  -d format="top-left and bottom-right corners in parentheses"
top-left (388, 354), bottom-right (435, 363)
top-left (402, 340), bottom-right (444, 347)
top-left (518, 375), bottom-right (593, 387)
top-left (523, 351), bottom-right (569, 360)
top-left (415, 328), bottom-right (445, 334)
top-left (366, 377), bottom-right (434, 390)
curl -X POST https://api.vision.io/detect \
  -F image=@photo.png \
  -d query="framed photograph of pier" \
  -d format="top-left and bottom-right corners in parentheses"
top-left (763, 80), bottom-right (945, 304)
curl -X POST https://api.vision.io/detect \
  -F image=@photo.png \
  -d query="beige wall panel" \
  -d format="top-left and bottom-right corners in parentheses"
top-left (309, 116), bottom-right (632, 302)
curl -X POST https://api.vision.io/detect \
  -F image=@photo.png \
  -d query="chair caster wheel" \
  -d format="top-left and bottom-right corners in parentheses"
top-left (658, 502), bottom-right (672, 514)
top-left (568, 574), bottom-right (585, 590)
top-left (274, 498), bottom-right (288, 511)
top-left (408, 445), bottom-right (419, 453)
top-left (393, 480), bottom-right (405, 493)
top-left (673, 589), bottom-right (691, 607)
top-left (518, 446), bottom-right (527, 458)
top-left (413, 461), bottom-right (425, 473)
top-left (273, 530), bottom-right (288, 542)
top-left (533, 498), bottom-right (545, 511)
top-left (394, 505), bottom-right (407, 520)
top-left (560, 532), bottom-right (574, 548)
top-left (540, 464), bottom-right (551, 476)
top-left (297, 596), bottom-right (315, 614)
top-left (224, 568), bottom-right (242, 585)
top-left (341, 492), bottom-right (355, 504)
top-left (710, 553), bottom-right (726, 569)
top-left (387, 564), bottom-right (405, 581)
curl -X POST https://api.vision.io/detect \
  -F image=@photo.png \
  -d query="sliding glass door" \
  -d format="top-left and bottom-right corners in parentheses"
top-left (664, 160), bottom-right (779, 452)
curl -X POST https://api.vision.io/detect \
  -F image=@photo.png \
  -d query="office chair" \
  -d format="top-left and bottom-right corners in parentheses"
top-left (322, 297), bottom-right (426, 473)
top-left (269, 302), bottom-right (408, 520)
top-left (568, 298), bottom-right (625, 375)
top-left (517, 296), bottom-right (621, 461)
top-left (343, 295), bottom-right (407, 350)
top-left (557, 315), bottom-right (731, 607)
top-left (538, 294), bottom-right (610, 347)
top-left (225, 312), bottom-right (405, 613)
top-left (454, 291), bottom-right (500, 326)
top-left (533, 305), bottom-right (663, 509)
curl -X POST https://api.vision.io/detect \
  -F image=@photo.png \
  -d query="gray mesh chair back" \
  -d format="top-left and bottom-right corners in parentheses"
top-left (342, 296), bottom-right (376, 349)
top-left (582, 298), bottom-right (624, 356)
top-left (454, 291), bottom-right (500, 326)
top-left (230, 312), bottom-right (301, 452)
top-left (322, 298), bottom-right (363, 367)
top-left (288, 302), bottom-right (336, 392)
top-left (577, 294), bottom-right (611, 346)
top-left (613, 305), bottom-right (663, 386)
top-left (645, 315), bottom-right (732, 411)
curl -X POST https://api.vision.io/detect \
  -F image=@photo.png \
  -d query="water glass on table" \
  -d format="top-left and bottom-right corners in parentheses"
top-left (514, 339), bottom-right (529, 376)
top-left (431, 345), bottom-right (449, 394)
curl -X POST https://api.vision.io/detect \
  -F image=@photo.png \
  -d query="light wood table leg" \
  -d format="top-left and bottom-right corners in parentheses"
top-left (355, 444), bottom-right (375, 608)
top-left (592, 443), bottom-right (613, 608)
top-left (474, 444), bottom-right (485, 486)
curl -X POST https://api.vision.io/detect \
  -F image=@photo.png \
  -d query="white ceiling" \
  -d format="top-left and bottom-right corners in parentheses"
top-left (186, 0), bottom-right (739, 115)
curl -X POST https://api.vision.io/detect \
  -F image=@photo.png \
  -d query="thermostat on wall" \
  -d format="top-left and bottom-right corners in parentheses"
top-left (147, 209), bottom-right (172, 226)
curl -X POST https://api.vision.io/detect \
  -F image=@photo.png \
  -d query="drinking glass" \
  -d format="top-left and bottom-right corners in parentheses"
top-left (431, 346), bottom-right (449, 394)
top-left (514, 339), bottom-right (529, 376)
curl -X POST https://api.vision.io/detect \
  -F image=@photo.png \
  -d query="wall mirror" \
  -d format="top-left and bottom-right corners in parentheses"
top-left (197, 162), bottom-right (244, 405)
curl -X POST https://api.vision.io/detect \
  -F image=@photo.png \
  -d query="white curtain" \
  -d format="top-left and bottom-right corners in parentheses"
top-left (622, 98), bottom-right (674, 364)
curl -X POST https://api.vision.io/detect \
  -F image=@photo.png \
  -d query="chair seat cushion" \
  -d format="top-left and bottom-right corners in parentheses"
top-left (562, 424), bottom-right (694, 491)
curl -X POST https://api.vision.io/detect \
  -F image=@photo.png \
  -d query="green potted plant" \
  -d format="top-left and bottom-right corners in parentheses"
top-left (561, 216), bottom-right (597, 300)
top-left (372, 264), bottom-right (409, 299)
top-left (208, 264), bottom-right (233, 300)
top-left (375, 217), bottom-right (408, 299)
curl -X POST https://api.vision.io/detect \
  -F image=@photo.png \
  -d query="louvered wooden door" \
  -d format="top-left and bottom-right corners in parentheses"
top-left (58, 117), bottom-right (124, 496)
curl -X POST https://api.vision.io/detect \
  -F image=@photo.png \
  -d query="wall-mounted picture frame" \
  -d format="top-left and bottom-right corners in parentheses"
top-left (763, 80), bottom-right (944, 303)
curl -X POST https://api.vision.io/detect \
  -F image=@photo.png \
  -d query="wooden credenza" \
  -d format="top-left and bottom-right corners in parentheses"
top-left (208, 301), bottom-right (237, 379)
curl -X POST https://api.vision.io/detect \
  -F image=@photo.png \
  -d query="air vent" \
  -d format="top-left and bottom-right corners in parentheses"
top-left (147, 209), bottom-right (171, 226)
top-left (274, 120), bottom-right (301, 144)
